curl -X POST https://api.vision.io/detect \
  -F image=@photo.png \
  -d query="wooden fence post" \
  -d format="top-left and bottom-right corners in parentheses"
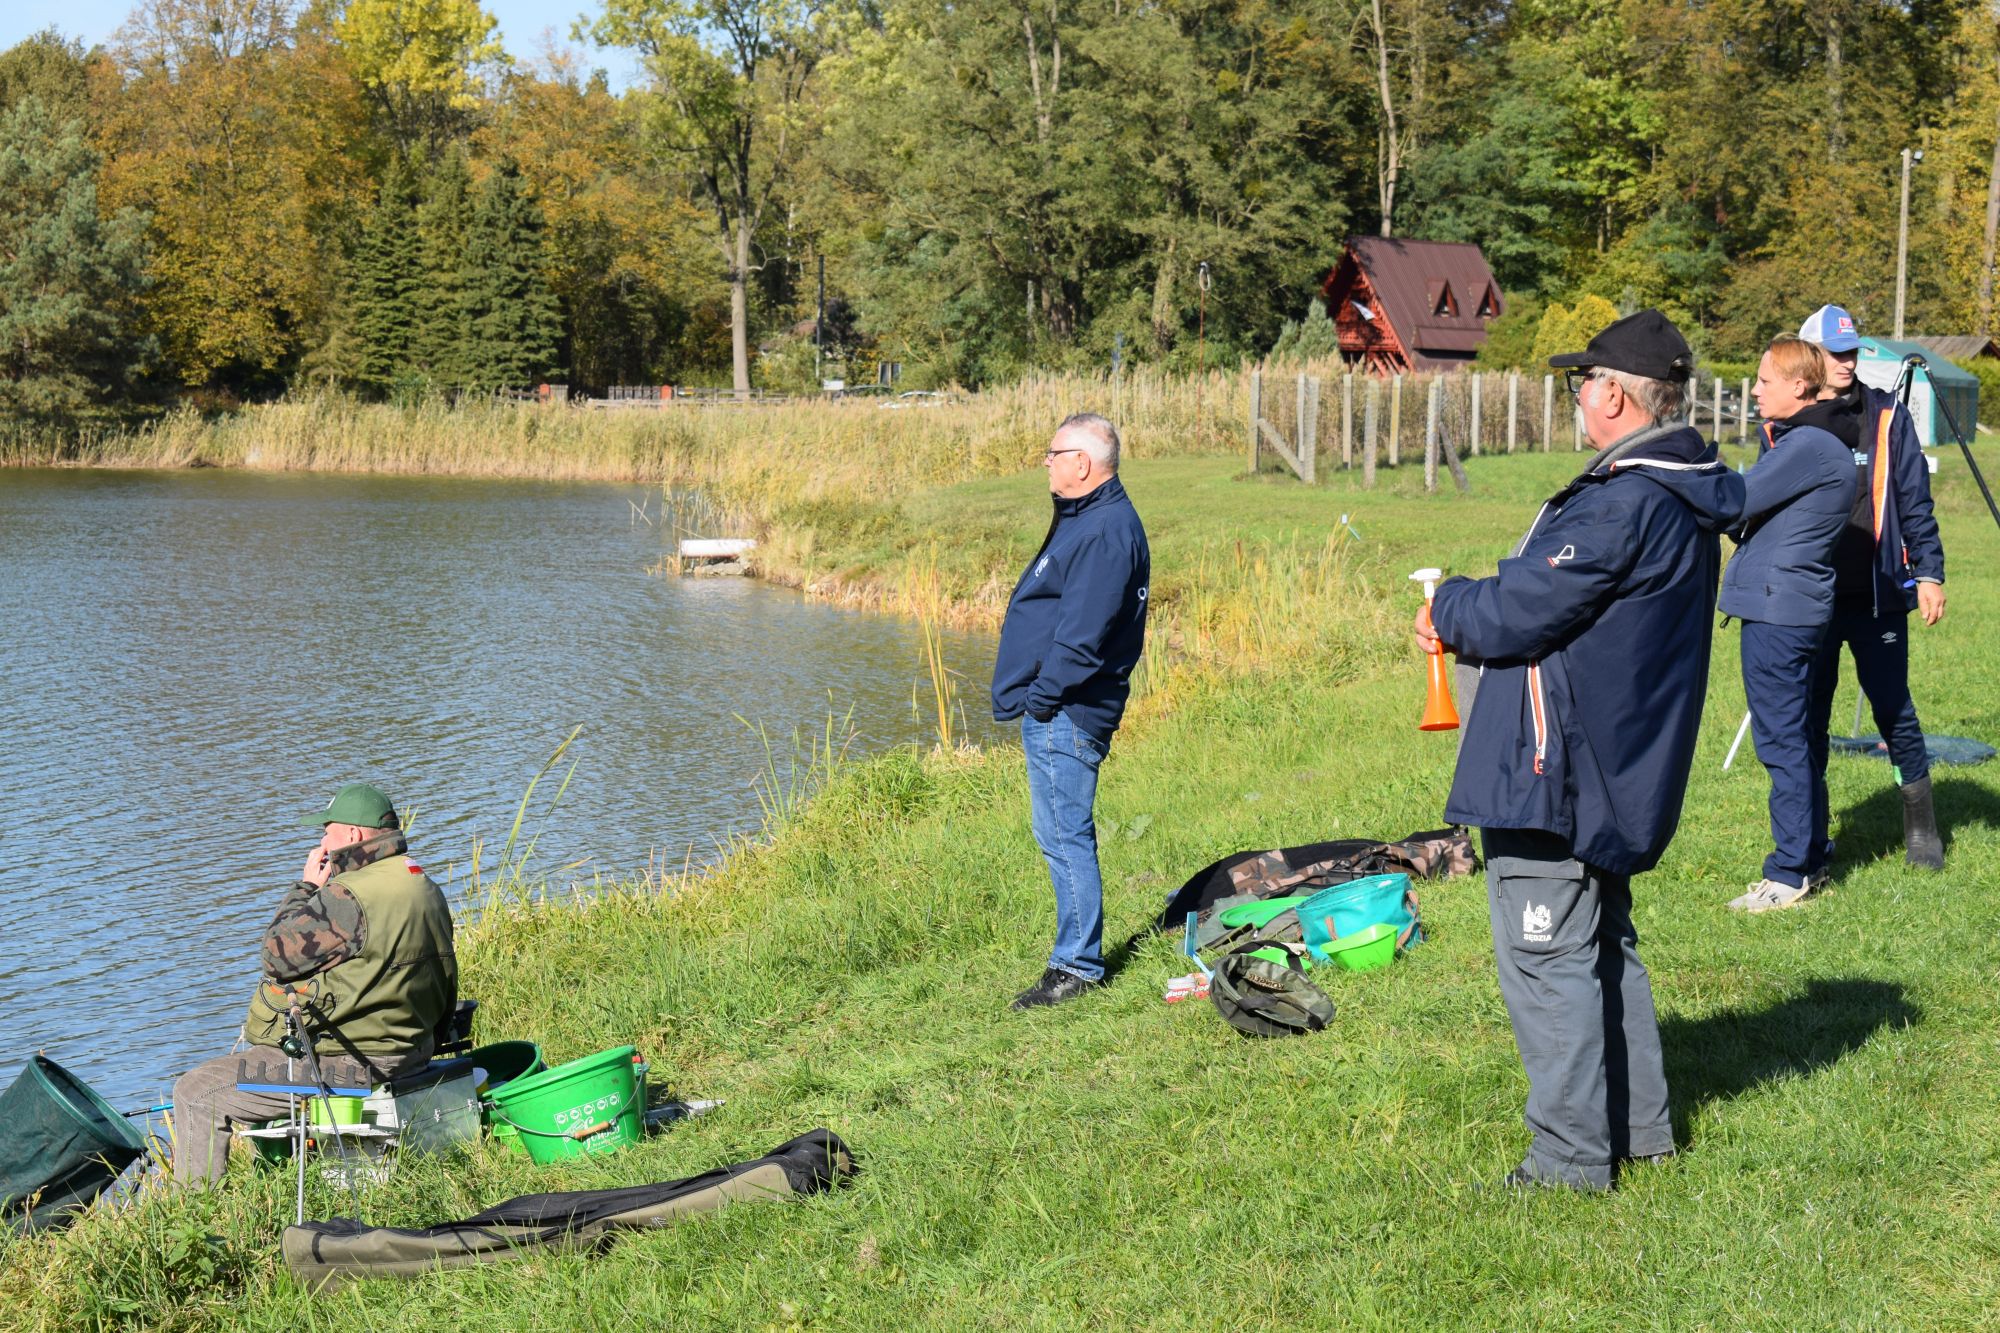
top-left (1574, 401), bottom-right (1584, 451)
top-left (1308, 375), bottom-right (1321, 483)
top-left (1248, 368), bottom-right (1262, 473)
top-left (1341, 372), bottom-right (1354, 469)
top-left (1363, 380), bottom-right (1378, 488)
top-left (1542, 374), bottom-right (1554, 452)
top-left (1738, 378), bottom-right (1750, 443)
top-left (1470, 373), bottom-right (1483, 457)
top-left (1712, 376), bottom-right (1723, 440)
top-left (1424, 376), bottom-right (1441, 493)
top-left (1507, 372), bottom-right (1519, 454)
top-left (1388, 374), bottom-right (1404, 466)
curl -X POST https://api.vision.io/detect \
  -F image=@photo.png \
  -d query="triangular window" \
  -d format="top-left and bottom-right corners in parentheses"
top-left (1476, 284), bottom-right (1501, 318)
top-left (1431, 281), bottom-right (1457, 318)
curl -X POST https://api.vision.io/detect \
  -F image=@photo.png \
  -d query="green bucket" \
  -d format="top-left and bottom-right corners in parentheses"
top-left (1320, 921), bottom-right (1397, 972)
top-left (470, 1041), bottom-right (547, 1158)
top-left (486, 1046), bottom-right (641, 1165)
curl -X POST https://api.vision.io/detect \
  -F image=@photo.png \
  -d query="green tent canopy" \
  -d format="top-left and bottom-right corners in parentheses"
top-left (1856, 338), bottom-right (1979, 446)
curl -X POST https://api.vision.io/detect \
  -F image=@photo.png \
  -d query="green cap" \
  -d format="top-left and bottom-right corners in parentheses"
top-left (300, 783), bottom-right (399, 830)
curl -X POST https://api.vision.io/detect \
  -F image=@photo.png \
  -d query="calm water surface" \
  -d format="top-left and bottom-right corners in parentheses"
top-left (0, 468), bottom-right (996, 1111)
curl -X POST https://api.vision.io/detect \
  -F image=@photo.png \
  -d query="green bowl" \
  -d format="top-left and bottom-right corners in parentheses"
top-left (1321, 921), bottom-right (1397, 972)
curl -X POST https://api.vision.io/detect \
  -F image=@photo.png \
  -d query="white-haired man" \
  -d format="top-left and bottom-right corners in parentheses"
top-left (990, 414), bottom-right (1151, 1010)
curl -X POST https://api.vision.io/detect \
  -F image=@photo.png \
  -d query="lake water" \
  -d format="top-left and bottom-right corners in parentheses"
top-left (0, 468), bottom-right (997, 1112)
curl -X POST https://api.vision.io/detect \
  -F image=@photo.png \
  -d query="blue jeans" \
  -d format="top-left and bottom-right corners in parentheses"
top-left (1021, 711), bottom-right (1108, 981)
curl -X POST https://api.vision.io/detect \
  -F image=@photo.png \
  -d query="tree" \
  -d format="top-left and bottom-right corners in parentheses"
top-left (454, 158), bottom-right (562, 389)
top-left (0, 29), bottom-right (94, 124)
top-left (589, 0), bottom-right (832, 395)
top-left (102, 0), bottom-right (373, 390)
top-left (335, 0), bottom-right (508, 154)
top-left (481, 50), bottom-right (721, 388)
top-left (347, 157), bottom-right (422, 395)
top-left (412, 143), bottom-right (473, 383)
top-left (0, 97), bottom-right (150, 427)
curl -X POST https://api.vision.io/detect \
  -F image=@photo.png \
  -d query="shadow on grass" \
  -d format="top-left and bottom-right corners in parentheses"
top-left (1660, 977), bottom-right (1920, 1146)
top-left (1830, 772), bottom-right (2000, 871)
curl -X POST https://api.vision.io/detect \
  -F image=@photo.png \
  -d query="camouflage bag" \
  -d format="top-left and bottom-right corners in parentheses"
top-left (1146, 827), bottom-right (1476, 942)
top-left (1209, 944), bottom-right (1334, 1039)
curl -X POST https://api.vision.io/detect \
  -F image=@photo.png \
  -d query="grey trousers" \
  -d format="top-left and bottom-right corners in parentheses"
top-left (1483, 827), bottom-right (1673, 1189)
top-left (169, 1046), bottom-right (419, 1185)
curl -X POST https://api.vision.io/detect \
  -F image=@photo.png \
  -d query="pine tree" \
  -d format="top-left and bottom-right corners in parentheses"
top-left (411, 144), bottom-right (472, 388)
top-left (0, 96), bottom-right (150, 427)
top-left (347, 157), bottom-right (422, 397)
top-left (454, 159), bottom-right (560, 391)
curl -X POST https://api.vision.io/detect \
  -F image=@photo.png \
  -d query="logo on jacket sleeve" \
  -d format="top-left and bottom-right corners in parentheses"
top-left (1522, 902), bottom-right (1553, 942)
top-left (1034, 556), bottom-right (1050, 577)
top-left (1546, 544), bottom-right (1576, 568)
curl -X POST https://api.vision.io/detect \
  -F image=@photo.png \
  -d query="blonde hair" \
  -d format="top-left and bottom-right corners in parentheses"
top-left (1765, 335), bottom-right (1828, 396)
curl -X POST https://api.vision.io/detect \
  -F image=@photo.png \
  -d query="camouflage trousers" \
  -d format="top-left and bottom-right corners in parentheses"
top-left (169, 1045), bottom-right (422, 1185)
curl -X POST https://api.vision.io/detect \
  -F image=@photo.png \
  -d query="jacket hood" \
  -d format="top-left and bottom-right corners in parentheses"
top-left (1602, 423), bottom-right (1745, 534)
top-left (1779, 393), bottom-right (1861, 446)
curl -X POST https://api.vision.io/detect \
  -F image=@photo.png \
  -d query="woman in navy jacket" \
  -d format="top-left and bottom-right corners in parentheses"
top-left (1794, 305), bottom-right (1946, 871)
top-left (1723, 337), bottom-right (1858, 913)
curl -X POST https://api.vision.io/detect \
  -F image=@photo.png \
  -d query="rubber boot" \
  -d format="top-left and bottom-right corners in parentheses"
top-left (1901, 777), bottom-right (1945, 870)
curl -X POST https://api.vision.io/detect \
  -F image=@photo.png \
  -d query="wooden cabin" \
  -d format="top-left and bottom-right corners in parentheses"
top-left (1319, 237), bottom-right (1503, 375)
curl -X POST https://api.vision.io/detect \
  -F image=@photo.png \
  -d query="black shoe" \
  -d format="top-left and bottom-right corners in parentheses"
top-left (1010, 968), bottom-right (1101, 1011)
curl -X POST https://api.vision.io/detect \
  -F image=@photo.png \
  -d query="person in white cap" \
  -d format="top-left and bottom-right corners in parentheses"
top-left (1793, 304), bottom-right (1947, 872)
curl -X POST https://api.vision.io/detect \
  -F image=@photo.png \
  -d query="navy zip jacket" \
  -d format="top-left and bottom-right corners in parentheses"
top-left (1762, 386), bottom-right (1943, 616)
top-left (990, 474), bottom-right (1150, 743)
top-left (1719, 419), bottom-right (1857, 627)
top-left (1431, 423), bottom-right (1743, 875)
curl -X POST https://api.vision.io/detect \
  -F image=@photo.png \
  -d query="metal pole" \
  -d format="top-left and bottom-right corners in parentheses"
top-left (1197, 262), bottom-right (1209, 438)
top-left (815, 254), bottom-right (825, 386)
top-left (1542, 373), bottom-right (1554, 451)
top-left (1424, 376), bottom-right (1440, 492)
top-left (1470, 373), bottom-right (1483, 456)
top-left (1723, 710), bottom-right (1754, 770)
top-left (1739, 378), bottom-right (1750, 443)
top-left (1712, 376), bottom-right (1723, 440)
top-left (1896, 146), bottom-right (1913, 339)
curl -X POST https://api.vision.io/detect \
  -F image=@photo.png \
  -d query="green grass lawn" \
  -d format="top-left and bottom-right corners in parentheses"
top-left (8, 447), bottom-right (1999, 1330)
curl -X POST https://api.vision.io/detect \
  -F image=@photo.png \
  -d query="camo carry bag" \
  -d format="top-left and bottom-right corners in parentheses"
top-left (1208, 943), bottom-right (1335, 1039)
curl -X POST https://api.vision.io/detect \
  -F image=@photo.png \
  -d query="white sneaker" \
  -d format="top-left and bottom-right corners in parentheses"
top-left (1726, 878), bottom-right (1817, 913)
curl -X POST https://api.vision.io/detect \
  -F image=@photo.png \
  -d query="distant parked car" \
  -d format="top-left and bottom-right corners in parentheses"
top-left (879, 391), bottom-right (950, 409)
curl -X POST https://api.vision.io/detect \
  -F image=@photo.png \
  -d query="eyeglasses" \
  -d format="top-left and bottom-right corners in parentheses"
top-left (1042, 448), bottom-right (1084, 463)
top-left (1563, 369), bottom-right (1603, 398)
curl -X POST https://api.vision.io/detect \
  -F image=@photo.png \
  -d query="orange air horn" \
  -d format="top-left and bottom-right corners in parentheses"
top-left (1411, 568), bottom-right (1460, 732)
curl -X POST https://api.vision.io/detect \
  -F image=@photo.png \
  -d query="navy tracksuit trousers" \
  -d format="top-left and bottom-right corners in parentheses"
top-left (1806, 605), bottom-right (1930, 861)
top-left (1741, 620), bottom-right (1832, 889)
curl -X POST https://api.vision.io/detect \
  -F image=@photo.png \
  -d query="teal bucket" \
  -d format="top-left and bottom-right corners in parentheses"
top-left (486, 1047), bottom-right (641, 1165)
top-left (1299, 873), bottom-right (1415, 959)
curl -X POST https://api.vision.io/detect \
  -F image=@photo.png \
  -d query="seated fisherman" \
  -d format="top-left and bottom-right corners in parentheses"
top-left (169, 783), bottom-right (457, 1185)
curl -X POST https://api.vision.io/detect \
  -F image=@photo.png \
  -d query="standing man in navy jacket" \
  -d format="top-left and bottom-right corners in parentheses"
top-left (991, 413), bottom-right (1150, 1010)
top-left (1795, 305), bottom-right (1947, 871)
top-left (1416, 311), bottom-right (1742, 1191)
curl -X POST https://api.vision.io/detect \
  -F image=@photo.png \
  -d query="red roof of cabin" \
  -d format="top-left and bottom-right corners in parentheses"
top-left (1321, 236), bottom-right (1503, 373)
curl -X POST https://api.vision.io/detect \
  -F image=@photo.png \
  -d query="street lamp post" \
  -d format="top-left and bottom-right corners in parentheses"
top-left (1895, 147), bottom-right (1923, 339)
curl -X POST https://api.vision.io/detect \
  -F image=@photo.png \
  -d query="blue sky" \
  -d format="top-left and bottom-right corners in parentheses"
top-left (1, 0), bottom-right (644, 87)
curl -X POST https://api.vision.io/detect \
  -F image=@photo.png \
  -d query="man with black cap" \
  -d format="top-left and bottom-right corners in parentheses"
top-left (1415, 310), bottom-right (1743, 1191)
top-left (168, 783), bottom-right (457, 1185)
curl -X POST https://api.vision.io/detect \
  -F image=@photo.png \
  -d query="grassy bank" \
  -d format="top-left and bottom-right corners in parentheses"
top-left (4, 450), bottom-right (1999, 1329)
